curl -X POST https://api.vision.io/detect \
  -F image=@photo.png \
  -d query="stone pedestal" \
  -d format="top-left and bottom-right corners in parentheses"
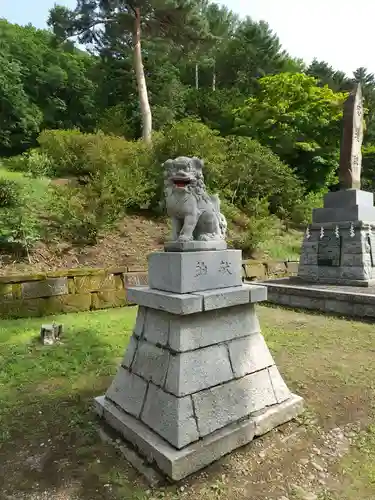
top-left (94, 250), bottom-right (303, 481)
top-left (298, 190), bottom-right (375, 286)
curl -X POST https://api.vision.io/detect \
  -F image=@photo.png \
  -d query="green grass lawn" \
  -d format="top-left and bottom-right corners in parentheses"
top-left (0, 166), bottom-right (50, 200)
top-left (1, 305), bottom-right (375, 499)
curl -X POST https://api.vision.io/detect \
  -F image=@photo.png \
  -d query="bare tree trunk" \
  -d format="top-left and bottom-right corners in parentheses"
top-left (195, 62), bottom-right (199, 90)
top-left (133, 7), bottom-right (152, 144)
top-left (212, 59), bottom-right (216, 91)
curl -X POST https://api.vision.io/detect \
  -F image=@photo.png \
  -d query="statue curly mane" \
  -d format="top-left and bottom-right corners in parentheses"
top-left (163, 157), bottom-right (210, 203)
top-left (162, 156), bottom-right (227, 243)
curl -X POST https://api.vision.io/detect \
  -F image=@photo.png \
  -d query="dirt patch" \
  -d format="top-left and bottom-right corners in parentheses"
top-left (0, 215), bottom-right (169, 276)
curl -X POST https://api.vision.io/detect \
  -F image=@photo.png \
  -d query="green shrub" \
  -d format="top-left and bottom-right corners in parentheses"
top-left (2, 149), bottom-right (54, 178)
top-left (289, 189), bottom-right (326, 226)
top-left (0, 180), bottom-right (41, 254)
top-left (223, 198), bottom-right (280, 257)
top-left (84, 136), bottom-right (153, 210)
top-left (0, 179), bottom-right (21, 207)
top-left (37, 129), bottom-right (97, 178)
top-left (230, 216), bottom-right (279, 258)
top-left (23, 149), bottom-right (54, 178)
top-left (152, 120), bottom-right (303, 220)
top-left (45, 135), bottom-right (153, 243)
top-left (47, 185), bottom-right (102, 244)
top-left (153, 118), bottom-right (227, 192)
top-left (362, 145), bottom-right (375, 193)
top-left (97, 104), bottom-right (136, 139)
top-left (1, 154), bottom-right (28, 173)
top-left (220, 136), bottom-right (303, 218)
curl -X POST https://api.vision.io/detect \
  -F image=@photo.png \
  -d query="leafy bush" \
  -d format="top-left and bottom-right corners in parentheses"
top-left (362, 145), bottom-right (375, 193)
top-left (0, 179), bottom-right (41, 255)
top-left (47, 185), bottom-right (102, 244)
top-left (289, 189), bottom-right (326, 226)
top-left (1, 154), bottom-right (28, 173)
top-left (2, 149), bottom-right (54, 178)
top-left (226, 198), bottom-right (280, 257)
top-left (220, 136), bottom-right (303, 218)
top-left (233, 72), bottom-right (347, 191)
top-left (0, 179), bottom-right (21, 207)
top-left (153, 118), bottom-right (227, 192)
top-left (97, 104), bottom-right (136, 139)
top-left (43, 133), bottom-right (154, 243)
top-left (23, 149), bottom-right (55, 178)
top-left (37, 129), bottom-right (97, 178)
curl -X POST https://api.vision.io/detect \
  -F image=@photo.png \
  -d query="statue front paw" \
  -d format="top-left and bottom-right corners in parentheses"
top-left (178, 235), bottom-right (193, 242)
top-left (198, 233), bottom-right (217, 241)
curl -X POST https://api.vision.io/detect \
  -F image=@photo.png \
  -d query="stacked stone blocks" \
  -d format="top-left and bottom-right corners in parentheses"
top-left (94, 249), bottom-right (303, 480)
top-left (0, 266), bottom-right (148, 318)
top-left (298, 190), bottom-right (375, 285)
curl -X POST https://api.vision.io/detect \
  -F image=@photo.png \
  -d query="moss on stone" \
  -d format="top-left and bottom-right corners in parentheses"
top-left (67, 278), bottom-right (76, 294)
top-left (43, 294), bottom-right (92, 315)
top-left (243, 262), bottom-right (266, 279)
top-left (0, 283), bottom-right (13, 297)
top-left (74, 274), bottom-right (105, 293)
top-left (91, 290), bottom-right (127, 310)
top-left (0, 298), bottom-right (43, 318)
top-left (12, 283), bottom-right (22, 299)
top-left (0, 273), bottom-right (47, 284)
top-left (113, 274), bottom-right (124, 290)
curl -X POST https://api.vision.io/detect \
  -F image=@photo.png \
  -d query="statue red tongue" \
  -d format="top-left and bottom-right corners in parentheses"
top-left (174, 180), bottom-right (189, 188)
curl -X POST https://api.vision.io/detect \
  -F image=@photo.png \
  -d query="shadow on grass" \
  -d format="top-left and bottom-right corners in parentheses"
top-left (0, 309), bottom-right (151, 500)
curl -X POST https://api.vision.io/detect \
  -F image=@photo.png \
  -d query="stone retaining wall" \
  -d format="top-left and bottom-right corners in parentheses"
top-left (0, 260), bottom-right (298, 319)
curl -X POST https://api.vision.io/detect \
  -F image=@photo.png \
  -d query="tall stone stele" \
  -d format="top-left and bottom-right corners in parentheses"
top-left (94, 156), bottom-right (304, 481)
top-left (299, 84), bottom-right (375, 286)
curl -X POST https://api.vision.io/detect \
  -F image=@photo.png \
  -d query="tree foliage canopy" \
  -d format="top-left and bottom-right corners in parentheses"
top-left (2, 2), bottom-right (375, 198)
top-left (234, 73), bottom-right (347, 190)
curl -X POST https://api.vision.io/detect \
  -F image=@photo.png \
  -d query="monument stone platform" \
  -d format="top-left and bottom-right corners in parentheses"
top-left (256, 277), bottom-right (375, 320)
top-left (258, 84), bottom-right (375, 318)
top-left (299, 189), bottom-right (375, 287)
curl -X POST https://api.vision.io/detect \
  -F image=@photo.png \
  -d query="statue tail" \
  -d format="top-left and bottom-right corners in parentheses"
top-left (210, 194), bottom-right (227, 238)
top-left (210, 194), bottom-right (220, 212)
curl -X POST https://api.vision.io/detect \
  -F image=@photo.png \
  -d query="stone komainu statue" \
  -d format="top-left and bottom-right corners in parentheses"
top-left (163, 156), bottom-right (227, 242)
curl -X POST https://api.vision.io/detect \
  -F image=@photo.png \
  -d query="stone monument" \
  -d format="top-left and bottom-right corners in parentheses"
top-left (298, 83), bottom-right (375, 286)
top-left (94, 156), bottom-right (304, 481)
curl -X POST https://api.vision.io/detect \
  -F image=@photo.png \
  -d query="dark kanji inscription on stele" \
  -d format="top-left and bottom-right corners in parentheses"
top-left (317, 236), bottom-right (342, 267)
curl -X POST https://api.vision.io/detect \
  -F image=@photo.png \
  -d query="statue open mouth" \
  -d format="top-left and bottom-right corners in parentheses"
top-left (172, 177), bottom-right (192, 188)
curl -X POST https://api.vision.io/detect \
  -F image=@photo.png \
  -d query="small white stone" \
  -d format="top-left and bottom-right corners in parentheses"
top-left (311, 461), bottom-right (324, 472)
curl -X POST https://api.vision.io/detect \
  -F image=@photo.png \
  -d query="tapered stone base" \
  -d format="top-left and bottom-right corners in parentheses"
top-left (94, 394), bottom-right (303, 481)
top-left (94, 245), bottom-right (304, 481)
top-left (94, 289), bottom-right (304, 480)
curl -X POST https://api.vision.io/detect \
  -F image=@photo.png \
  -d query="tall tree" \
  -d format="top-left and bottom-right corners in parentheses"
top-left (213, 17), bottom-right (295, 95)
top-left (48, 0), bottom-right (208, 144)
top-left (0, 19), bottom-right (97, 152)
top-left (0, 55), bottom-right (42, 154)
top-left (234, 72), bottom-right (348, 191)
top-left (307, 59), bottom-right (350, 92)
top-left (197, 2), bottom-right (239, 90)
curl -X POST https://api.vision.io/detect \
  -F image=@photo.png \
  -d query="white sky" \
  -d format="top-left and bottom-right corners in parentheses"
top-left (1, 0), bottom-right (373, 76)
top-left (218, 0), bottom-right (374, 77)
